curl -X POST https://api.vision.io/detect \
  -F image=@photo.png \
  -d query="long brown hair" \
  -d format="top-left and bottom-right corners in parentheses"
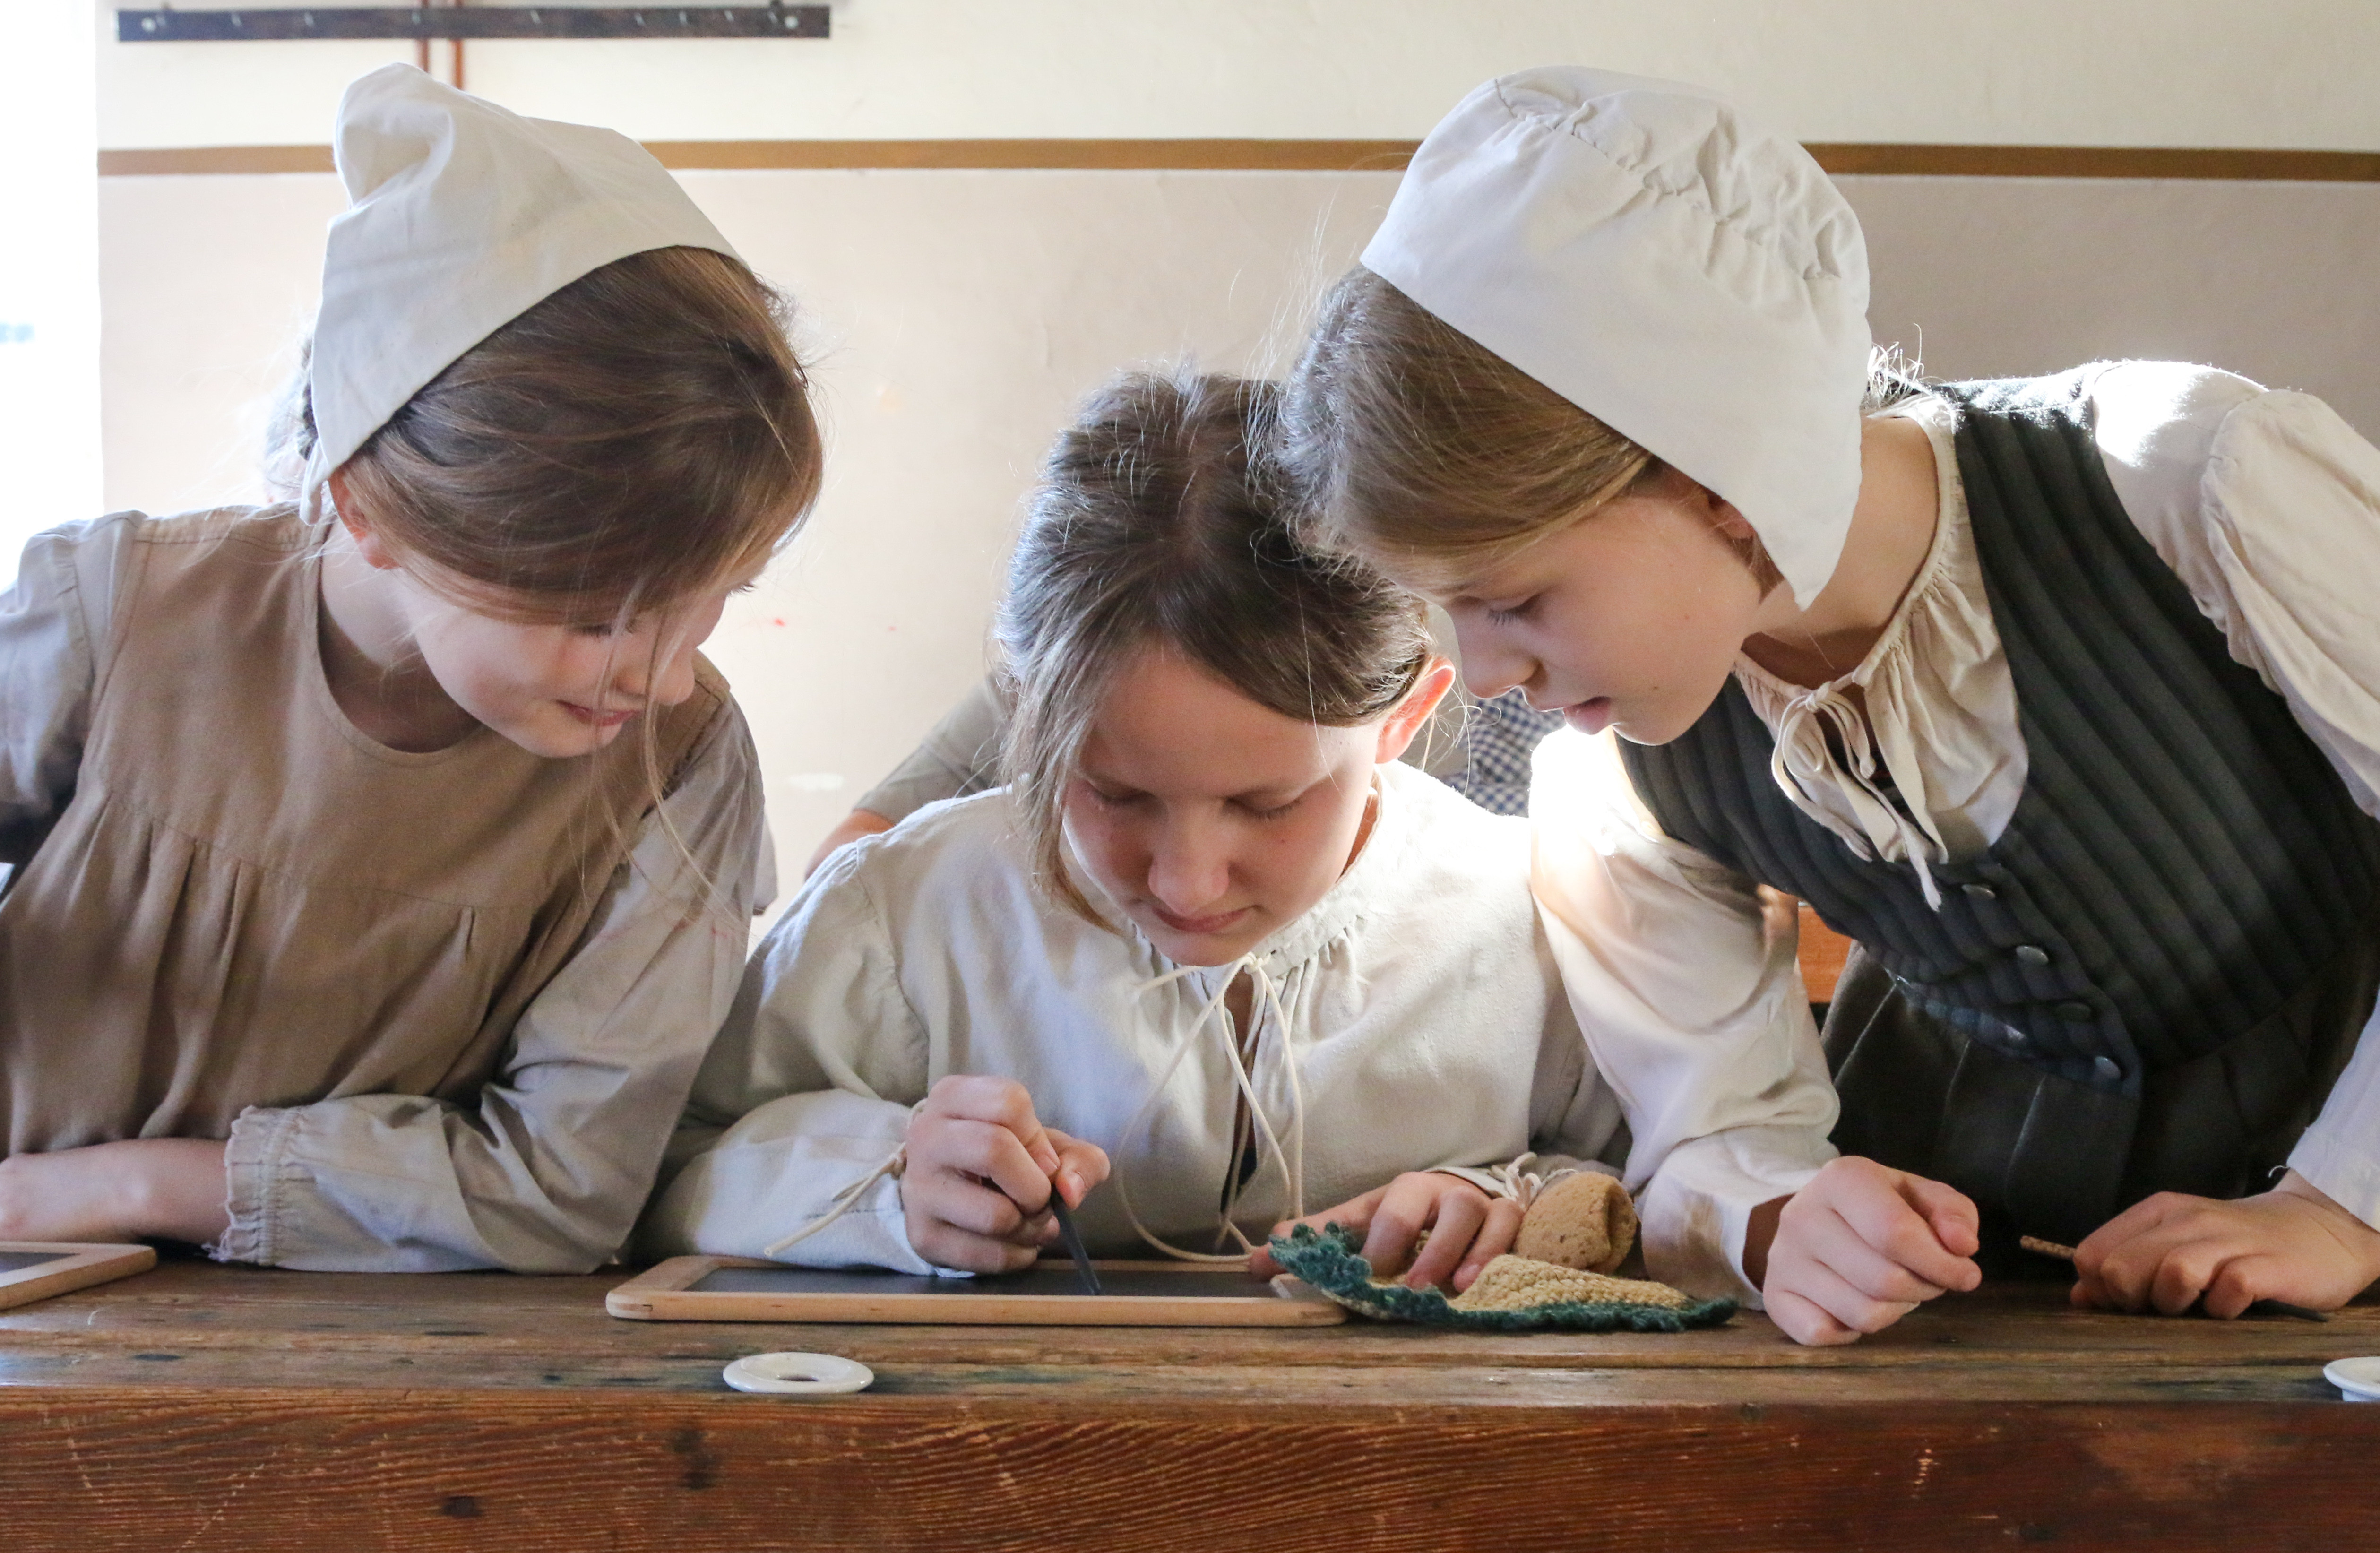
top-left (275, 244), bottom-right (821, 621)
top-left (997, 368), bottom-right (1431, 922)
top-left (270, 245), bottom-right (820, 909)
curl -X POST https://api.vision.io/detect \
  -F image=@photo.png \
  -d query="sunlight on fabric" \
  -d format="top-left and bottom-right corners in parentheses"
top-left (0, 1), bottom-right (103, 589)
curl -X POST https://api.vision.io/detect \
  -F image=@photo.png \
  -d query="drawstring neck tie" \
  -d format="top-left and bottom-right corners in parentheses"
top-left (1769, 681), bottom-right (1947, 910)
top-left (1114, 954), bottom-right (1307, 1264)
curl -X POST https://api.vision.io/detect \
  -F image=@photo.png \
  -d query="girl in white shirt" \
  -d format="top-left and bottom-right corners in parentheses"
top-left (644, 371), bottom-right (1832, 1296)
top-left (0, 68), bottom-right (817, 1271)
top-left (1280, 66), bottom-right (2380, 1339)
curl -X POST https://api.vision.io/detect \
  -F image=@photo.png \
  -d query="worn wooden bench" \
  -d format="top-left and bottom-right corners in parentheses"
top-left (0, 1258), bottom-right (2372, 1550)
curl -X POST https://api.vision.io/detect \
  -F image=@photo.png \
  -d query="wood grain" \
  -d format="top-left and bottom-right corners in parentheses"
top-left (3, 1262), bottom-right (2373, 1551)
top-left (1, 1389), bottom-right (2373, 1551)
top-left (96, 142), bottom-right (2380, 180)
top-left (1797, 901), bottom-right (1855, 1002)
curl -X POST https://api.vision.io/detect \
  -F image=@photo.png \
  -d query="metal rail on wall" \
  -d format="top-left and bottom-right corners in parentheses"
top-left (115, 7), bottom-right (829, 41)
top-left (117, 5), bottom-right (824, 96)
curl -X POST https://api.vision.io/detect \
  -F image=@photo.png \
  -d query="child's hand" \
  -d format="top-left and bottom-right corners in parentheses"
top-left (900, 1075), bottom-right (1109, 1274)
top-left (0, 1138), bottom-right (231, 1244)
top-left (1254, 1172), bottom-right (1521, 1292)
top-left (2071, 1171), bottom-right (2380, 1317)
top-left (1759, 1156), bottom-right (1982, 1345)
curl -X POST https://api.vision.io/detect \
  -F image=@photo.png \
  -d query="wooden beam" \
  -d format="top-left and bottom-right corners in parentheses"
top-left (1806, 143), bottom-right (2380, 181)
top-left (97, 141), bottom-right (2380, 180)
top-left (5, 1390), bottom-right (2375, 1552)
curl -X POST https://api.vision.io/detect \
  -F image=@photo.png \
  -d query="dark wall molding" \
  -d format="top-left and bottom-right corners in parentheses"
top-left (97, 140), bottom-right (2380, 179)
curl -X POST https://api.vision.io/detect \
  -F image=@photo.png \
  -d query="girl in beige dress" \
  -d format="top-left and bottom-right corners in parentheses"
top-left (0, 66), bottom-right (820, 1271)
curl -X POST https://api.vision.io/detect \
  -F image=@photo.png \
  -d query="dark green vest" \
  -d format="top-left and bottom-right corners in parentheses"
top-left (1618, 371), bottom-right (2380, 1245)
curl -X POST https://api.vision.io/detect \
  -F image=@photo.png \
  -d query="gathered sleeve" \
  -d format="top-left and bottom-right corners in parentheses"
top-left (635, 841), bottom-right (940, 1274)
top-left (1528, 727), bottom-right (1838, 1304)
top-left (215, 703), bottom-right (772, 1272)
top-left (0, 516), bottom-right (133, 862)
top-left (2094, 364), bottom-right (2380, 1230)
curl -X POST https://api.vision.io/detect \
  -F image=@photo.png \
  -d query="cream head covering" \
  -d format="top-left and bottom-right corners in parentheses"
top-left (1362, 67), bottom-right (1871, 606)
top-left (303, 64), bottom-right (739, 512)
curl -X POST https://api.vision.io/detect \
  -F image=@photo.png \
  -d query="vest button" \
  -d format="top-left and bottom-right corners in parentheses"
top-left (2092, 1056), bottom-right (2122, 1082)
top-left (2014, 944), bottom-right (2051, 967)
top-left (2056, 1001), bottom-right (2094, 1021)
top-left (1962, 883), bottom-right (1998, 900)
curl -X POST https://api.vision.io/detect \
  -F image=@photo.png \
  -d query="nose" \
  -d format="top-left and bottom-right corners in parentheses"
top-left (1143, 816), bottom-right (1232, 917)
top-left (607, 628), bottom-right (702, 709)
top-left (1451, 617), bottom-right (1537, 703)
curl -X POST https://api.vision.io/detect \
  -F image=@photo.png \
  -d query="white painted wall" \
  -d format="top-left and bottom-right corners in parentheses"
top-left (98, 166), bottom-right (2380, 881)
top-left (79, 0), bottom-right (2380, 878)
top-left (97, 1), bottom-right (2380, 152)
top-left (0, 0), bottom-right (102, 576)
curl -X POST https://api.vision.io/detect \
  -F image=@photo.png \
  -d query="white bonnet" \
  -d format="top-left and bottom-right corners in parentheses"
top-left (304, 64), bottom-right (739, 506)
top-left (1362, 67), bottom-right (1872, 606)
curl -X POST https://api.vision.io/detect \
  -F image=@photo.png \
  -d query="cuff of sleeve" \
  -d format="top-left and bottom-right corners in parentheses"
top-left (771, 1167), bottom-right (942, 1276)
top-left (2288, 1122), bottom-right (2380, 1231)
top-left (216, 1105), bottom-right (303, 1265)
top-left (1638, 1129), bottom-right (1833, 1308)
top-left (1430, 1165), bottom-right (1514, 1200)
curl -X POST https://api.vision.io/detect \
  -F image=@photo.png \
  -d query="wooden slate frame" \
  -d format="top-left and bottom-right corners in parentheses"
top-left (608, 1255), bottom-right (1346, 1327)
top-left (0, 1241), bottom-right (157, 1312)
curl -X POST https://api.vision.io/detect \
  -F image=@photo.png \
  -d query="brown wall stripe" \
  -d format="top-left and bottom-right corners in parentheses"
top-left (97, 140), bottom-right (2380, 180)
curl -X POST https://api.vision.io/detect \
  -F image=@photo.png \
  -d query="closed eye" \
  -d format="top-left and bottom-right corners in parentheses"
top-left (1483, 595), bottom-right (1538, 626)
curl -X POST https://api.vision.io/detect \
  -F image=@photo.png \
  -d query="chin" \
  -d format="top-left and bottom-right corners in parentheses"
top-left (1613, 695), bottom-right (1725, 747)
top-left (506, 718), bottom-right (622, 760)
top-left (1135, 919), bottom-right (1266, 968)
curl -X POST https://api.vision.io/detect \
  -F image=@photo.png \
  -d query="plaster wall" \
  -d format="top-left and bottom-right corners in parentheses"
top-left (97, 166), bottom-right (2380, 876)
top-left (96, 3), bottom-right (2380, 151)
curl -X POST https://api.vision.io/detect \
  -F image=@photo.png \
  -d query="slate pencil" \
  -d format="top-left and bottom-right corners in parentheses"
top-left (1048, 1190), bottom-right (1104, 1295)
top-left (2019, 1234), bottom-right (2328, 1322)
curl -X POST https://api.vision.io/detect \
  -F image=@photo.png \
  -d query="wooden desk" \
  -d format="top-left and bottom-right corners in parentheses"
top-left (0, 1261), bottom-right (2371, 1551)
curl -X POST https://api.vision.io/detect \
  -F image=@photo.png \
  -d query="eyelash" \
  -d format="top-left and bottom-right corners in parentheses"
top-left (1483, 598), bottom-right (1537, 625)
top-left (1086, 788), bottom-right (1298, 820)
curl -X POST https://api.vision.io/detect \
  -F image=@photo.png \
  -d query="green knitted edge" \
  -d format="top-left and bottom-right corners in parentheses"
top-left (1268, 1223), bottom-right (1737, 1332)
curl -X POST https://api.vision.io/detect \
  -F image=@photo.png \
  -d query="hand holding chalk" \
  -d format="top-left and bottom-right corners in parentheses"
top-left (2064, 1173), bottom-right (2378, 1321)
top-left (901, 1074), bottom-right (1110, 1274)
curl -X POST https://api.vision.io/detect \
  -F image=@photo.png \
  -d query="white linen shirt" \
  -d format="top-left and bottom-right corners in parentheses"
top-left (1535, 361), bottom-right (2380, 1230)
top-left (643, 759), bottom-right (1837, 1302)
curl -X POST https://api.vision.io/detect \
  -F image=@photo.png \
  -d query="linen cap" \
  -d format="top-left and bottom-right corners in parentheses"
top-left (304, 64), bottom-right (739, 503)
top-left (1362, 67), bottom-right (1871, 605)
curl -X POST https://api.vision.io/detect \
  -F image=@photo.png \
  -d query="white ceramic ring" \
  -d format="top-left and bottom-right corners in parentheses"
top-left (2323, 1356), bottom-right (2380, 1402)
top-left (723, 1351), bottom-right (875, 1396)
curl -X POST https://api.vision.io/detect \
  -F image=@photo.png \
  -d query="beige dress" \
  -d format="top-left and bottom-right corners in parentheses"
top-left (0, 507), bottom-right (770, 1271)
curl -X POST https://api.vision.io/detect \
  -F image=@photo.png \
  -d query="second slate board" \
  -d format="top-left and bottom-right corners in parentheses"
top-left (608, 1256), bottom-right (1347, 1326)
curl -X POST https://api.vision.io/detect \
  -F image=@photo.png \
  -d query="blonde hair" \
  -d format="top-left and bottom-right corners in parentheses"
top-left (1279, 266), bottom-right (1655, 586)
top-left (997, 369), bottom-right (1431, 923)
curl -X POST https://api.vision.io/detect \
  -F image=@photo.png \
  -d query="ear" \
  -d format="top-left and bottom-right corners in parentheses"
top-left (327, 470), bottom-right (403, 572)
top-left (1373, 657), bottom-right (1458, 766)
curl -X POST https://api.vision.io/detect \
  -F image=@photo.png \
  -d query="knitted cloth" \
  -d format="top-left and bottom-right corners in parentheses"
top-left (1268, 1225), bottom-right (1736, 1332)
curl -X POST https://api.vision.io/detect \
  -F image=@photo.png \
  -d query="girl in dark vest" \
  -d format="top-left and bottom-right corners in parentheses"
top-left (1282, 66), bottom-right (2380, 1343)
